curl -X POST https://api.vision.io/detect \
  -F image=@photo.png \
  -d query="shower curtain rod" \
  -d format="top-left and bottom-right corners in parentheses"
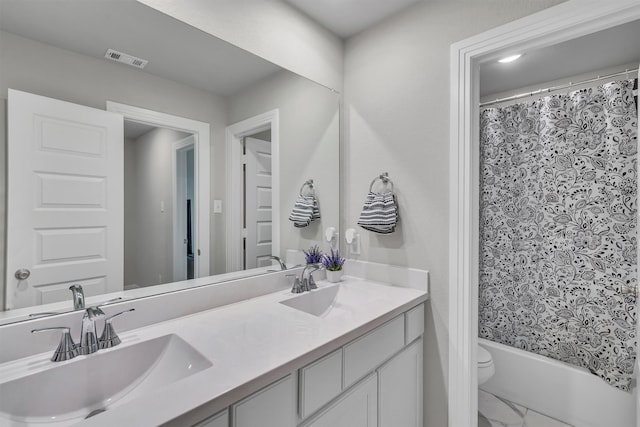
top-left (479, 68), bottom-right (637, 107)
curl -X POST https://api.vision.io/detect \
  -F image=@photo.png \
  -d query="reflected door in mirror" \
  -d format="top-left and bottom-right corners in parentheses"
top-left (244, 137), bottom-right (272, 269)
top-left (6, 89), bottom-right (124, 309)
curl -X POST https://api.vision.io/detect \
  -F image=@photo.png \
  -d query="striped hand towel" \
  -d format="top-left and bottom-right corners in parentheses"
top-left (289, 195), bottom-right (320, 227)
top-left (357, 191), bottom-right (398, 234)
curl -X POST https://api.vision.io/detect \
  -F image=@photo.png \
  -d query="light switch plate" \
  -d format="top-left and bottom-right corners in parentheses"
top-left (213, 199), bottom-right (222, 213)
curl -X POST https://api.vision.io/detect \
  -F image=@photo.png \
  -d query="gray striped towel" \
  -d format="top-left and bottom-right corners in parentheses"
top-left (289, 195), bottom-right (320, 227)
top-left (357, 191), bottom-right (398, 234)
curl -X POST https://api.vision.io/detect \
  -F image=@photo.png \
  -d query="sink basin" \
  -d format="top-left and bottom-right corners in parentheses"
top-left (0, 334), bottom-right (212, 425)
top-left (280, 284), bottom-right (340, 317)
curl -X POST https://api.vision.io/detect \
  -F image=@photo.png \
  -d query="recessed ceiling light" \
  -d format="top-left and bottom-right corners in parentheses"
top-left (498, 54), bottom-right (522, 63)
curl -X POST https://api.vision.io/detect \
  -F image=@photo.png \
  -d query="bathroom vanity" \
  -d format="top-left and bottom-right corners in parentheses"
top-left (0, 261), bottom-right (429, 427)
top-left (188, 302), bottom-right (424, 427)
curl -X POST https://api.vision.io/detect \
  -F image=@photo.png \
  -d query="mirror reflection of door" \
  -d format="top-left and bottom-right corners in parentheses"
top-left (6, 89), bottom-right (124, 309)
top-left (123, 122), bottom-right (194, 289)
top-left (243, 134), bottom-right (272, 269)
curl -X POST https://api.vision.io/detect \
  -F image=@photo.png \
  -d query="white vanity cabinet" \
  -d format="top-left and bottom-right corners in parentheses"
top-left (190, 303), bottom-right (425, 427)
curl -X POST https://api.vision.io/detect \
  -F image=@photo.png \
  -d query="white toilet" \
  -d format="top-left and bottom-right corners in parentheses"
top-left (477, 344), bottom-right (495, 384)
top-left (477, 344), bottom-right (525, 426)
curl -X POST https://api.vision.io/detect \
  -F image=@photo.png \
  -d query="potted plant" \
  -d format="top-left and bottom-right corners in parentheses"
top-left (303, 244), bottom-right (323, 264)
top-left (321, 249), bottom-right (345, 283)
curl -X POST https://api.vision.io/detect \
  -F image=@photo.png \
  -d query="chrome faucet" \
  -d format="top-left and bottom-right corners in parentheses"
top-left (78, 306), bottom-right (105, 355)
top-left (69, 284), bottom-right (85, 310)
top-left (269, 255), bottom-right (287, 270)
top-left (291, 263), bottom-right (321, 293)
top-left (31, 303), bottom-right (135, 361)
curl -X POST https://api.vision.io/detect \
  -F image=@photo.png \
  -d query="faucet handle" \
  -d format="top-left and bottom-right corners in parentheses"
top-left (28, 312), bottom-right (59, 318)
top-left (31, 327), bottom-right (78, 362)
top-left (286, 274), bottom-right (304, 294)
top-left (305, 265), bottom-right (322, 290)
top-left (97, 297), bottom-right (123, 307)
top-left (308, 270), bottom-right (319, 290)
top-left (99, 308), bottom-right (135, 349)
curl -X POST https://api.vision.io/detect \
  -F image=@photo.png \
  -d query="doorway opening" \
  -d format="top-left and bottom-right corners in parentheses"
top-left (449, 3), bottom-right (640, 426)
top-left (173, 136), bottom-right (196, 282)
top-left (122, 123), bottom-right (194, 288)
top-left (226, 109), bottom-right (280, 273)
top-left (107, 101), bottom-right (210, 288)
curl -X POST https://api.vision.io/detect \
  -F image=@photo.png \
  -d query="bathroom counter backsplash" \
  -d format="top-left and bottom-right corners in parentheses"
top-left (0, 260), bottom-right (429, 426)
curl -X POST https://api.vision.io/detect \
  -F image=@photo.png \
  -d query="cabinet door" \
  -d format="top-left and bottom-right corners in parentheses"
top-left (232, 375), bottom-right (296, 427)
top-left (299, 348), bottom-right (343, 418)
top-left (378, 337), bottom-right (423, 427)
top-left (302, 373), bottom-right (377, 427)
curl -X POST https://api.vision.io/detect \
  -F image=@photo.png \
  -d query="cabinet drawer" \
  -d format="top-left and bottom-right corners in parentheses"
top-left (232, 375), bottom-right (296, 427)
top-left (405, 303), bottom-right (424, 344)
top-left (343, 315), bottom-right (404, 388)
top-left (300, 348), bottom-right (343, 419)
top-left (193, 409), bottom-right (228, 427)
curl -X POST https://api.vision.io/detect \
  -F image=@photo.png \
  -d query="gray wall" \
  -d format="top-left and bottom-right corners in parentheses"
top-left (227, 70), bottom-right (340, 269)
top-left (124, 136), bottom-right (137, 287)
top-left (342, 1), bottom-right (566, 425)
top-left (0, 30), bottom-right (229, 284)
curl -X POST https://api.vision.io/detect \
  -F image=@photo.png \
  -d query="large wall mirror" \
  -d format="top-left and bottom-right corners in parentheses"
top-left (0, 0), bottom-right (340, 325)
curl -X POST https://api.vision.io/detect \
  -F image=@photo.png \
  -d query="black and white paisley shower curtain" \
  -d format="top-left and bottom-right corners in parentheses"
top-left (479, 79), bottom-right (638, 391)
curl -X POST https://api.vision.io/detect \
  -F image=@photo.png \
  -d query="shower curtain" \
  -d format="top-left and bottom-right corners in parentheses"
top-left (479, 79), bottom-right (638, 391)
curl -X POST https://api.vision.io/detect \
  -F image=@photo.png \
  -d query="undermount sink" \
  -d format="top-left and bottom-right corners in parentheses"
top-left (0, 334), bottom-right (212, 425)
top-left (280, 284), bottom-right (341, 317)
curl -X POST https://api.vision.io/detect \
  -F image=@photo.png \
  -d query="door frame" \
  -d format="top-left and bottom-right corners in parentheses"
top-left (448, 1), bottom-right (640, 425)
top-left (172, 135), bottom-right (195, 281)
top-left (107, 101), bottom-right (210, 278)
top-left (225, 109), bottom-right (280, 272)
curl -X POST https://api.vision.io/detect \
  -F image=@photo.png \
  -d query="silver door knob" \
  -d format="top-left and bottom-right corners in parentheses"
top-left (15, 269), bottom-right (30, 280)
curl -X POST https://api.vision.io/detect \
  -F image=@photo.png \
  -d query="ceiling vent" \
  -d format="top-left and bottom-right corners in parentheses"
top-left (104, 49), bottom-right (148, 69)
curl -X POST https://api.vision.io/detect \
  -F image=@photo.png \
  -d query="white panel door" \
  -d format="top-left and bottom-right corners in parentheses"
top-left (6, 89), bottom-right (124, 309)
top-left (244, 137), bottom-right (272, 269)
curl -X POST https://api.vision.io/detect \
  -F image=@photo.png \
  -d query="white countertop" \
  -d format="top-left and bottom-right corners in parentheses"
top-left (0, 275), bottom-right (428, 427)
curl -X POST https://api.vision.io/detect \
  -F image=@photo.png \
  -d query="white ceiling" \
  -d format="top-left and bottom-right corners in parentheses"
top-left (285, 0), bottom-right (422, 38)
top-left (0, 0), bottom-right (281, 97)
top-left (480, 19), bottom-right (640, 97)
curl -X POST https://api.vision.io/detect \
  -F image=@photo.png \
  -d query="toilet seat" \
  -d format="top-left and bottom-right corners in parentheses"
top-left (477, 344), bottom-right (493, 367)
top-left (477, 344), bottom-right (495, 385)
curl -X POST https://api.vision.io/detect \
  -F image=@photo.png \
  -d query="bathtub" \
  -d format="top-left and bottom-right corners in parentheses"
top-left (479, 338), bottom-right (637, 427)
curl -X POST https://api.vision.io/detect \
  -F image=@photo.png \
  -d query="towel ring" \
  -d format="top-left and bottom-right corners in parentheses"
top-left (299, 179), bottom-right (315, 196)
top-left (369, 172), bottom-right (394, 193)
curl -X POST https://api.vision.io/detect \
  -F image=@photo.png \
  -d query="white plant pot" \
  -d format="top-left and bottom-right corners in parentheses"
top-left (326, 270), bottom-right (343, 283)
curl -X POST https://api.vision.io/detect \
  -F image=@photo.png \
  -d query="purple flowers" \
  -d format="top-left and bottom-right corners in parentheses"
top-left (321, 249), bottom-right (345, 271)
top-left (303, 245), bottom-right (323, 264)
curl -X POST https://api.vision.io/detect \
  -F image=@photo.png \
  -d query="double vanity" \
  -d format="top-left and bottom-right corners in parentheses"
top-left (0, 261), bottom-right (429, 426)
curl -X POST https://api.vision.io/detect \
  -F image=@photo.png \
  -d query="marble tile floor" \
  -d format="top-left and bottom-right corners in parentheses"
top-left (478, 389), bottom-right (573, 427)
